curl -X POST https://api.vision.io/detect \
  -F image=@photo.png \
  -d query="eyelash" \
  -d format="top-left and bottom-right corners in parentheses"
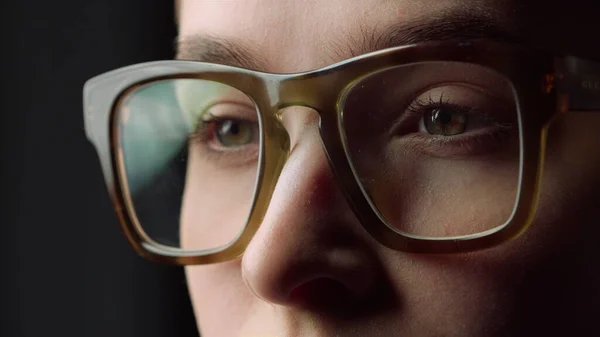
top-left (399, 92), bottom-right (519, 157)
top-left (406, 93), bottom-right (484, 124)
top-left (406, 92), bottom-right (518, 130)
top-left (189, 112), bottom-right (260, 165)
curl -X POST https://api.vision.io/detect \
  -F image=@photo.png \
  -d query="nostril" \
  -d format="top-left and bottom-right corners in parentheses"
top-left (288, 278), bottom-right (352, 310)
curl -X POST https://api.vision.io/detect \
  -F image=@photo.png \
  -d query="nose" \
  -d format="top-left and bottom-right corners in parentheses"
top-left (241, 108), bottom-right (384, 310)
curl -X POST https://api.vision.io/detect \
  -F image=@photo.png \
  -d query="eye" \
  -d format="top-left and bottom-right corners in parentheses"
top-left (394, 86), bottom-right (519, 158)
top-left (189, 101), bottom-right (260, 164)
top-left (408, 88), bottom-right (506, 139)
top-left (193, 101), bottom-right (259, 152)
top-left (423, 107), bottom-right (467, 136)
top-left (214, 119), bottom-right (255, 148)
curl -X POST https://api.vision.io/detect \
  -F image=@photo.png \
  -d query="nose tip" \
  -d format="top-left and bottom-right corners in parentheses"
top-left (241, 229), bottom-right (379, 308)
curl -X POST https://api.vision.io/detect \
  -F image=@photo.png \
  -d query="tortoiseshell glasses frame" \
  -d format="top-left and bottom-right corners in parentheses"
top-left (83, 40), bottom-right (600, 265)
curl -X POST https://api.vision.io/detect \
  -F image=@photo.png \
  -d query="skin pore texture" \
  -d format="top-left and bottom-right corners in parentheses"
top-left (177, 1), bottom-right (600, 336)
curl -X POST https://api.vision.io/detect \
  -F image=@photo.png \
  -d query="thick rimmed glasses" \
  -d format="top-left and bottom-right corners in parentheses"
top-left (83, 40), bottom-right (600, 265)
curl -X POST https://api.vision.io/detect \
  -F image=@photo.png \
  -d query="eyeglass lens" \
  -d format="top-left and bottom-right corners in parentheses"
top-left (342, 62), bottom-right (521, 237)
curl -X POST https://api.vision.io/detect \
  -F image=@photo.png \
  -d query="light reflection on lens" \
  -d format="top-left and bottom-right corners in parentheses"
top-left (118, 79), bottom-right (260, 251)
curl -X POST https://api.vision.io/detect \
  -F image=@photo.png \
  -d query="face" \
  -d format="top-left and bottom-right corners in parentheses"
top-left (176, 1), bottom-right (600, 336)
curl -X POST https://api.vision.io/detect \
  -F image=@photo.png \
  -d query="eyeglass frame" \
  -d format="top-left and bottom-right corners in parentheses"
top-left (83, 39), bottom-right (600, 265)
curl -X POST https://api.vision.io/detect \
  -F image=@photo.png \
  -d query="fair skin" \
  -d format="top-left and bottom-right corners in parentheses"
top-left (176, 1), bottom-right (600, 336)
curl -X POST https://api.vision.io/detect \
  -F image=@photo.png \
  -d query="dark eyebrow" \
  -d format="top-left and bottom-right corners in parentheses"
top-left (176, 13), bottom-right (521, 70)
top-left (341, 16), bottom-right (520, 59)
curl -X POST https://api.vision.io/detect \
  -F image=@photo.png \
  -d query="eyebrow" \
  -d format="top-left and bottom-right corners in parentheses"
top-left (336, 15), bottom-right (521, 59)
top-left (176, 13), bottom-right (521, 71)
top-left (176, 33), bottom-right (268, 70)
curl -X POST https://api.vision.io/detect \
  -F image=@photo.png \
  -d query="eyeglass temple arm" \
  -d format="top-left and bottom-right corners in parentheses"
top-left (555, 56), bottom-right (600, 112)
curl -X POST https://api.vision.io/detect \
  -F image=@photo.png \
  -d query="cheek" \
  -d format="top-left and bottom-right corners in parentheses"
top-left (385, 118), bottom-right (600, 332)
top-left (428, 112), bottom-right (600, 333)
top-left (351, 135), bottom-right (521, 238)
top-left (384, 251), bottom-right (527, 335)
top-left (531, 111), bottom-right (600, 244)
top-left (180, 149), bottom-right (258, 250)
top-left (186, 262), bottom-right (251, 337)
top-left (373, 157), bottom-right (520, 237)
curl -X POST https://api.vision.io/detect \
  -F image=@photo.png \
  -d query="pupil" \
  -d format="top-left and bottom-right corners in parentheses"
top-left (222, 120), bottom-right (240, 136)
top-left (434, 109), bottom-right (452, 125)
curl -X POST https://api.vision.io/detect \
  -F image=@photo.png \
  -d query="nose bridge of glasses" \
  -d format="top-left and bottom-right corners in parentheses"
top-left (269, 73), bottom-right (344, 115)
top-left (261, 71), bottom-right (353, 168)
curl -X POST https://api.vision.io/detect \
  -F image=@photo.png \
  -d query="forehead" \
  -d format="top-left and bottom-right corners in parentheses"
top-left (177, 0), bottom-right (599, 72)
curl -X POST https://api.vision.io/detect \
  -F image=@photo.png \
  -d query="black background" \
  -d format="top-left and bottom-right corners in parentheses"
top-left (1, 1), bottom-right (200, 336)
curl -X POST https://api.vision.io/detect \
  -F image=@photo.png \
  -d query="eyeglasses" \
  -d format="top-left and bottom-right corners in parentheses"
top-left (84, 40), bottom-right (600, 265)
